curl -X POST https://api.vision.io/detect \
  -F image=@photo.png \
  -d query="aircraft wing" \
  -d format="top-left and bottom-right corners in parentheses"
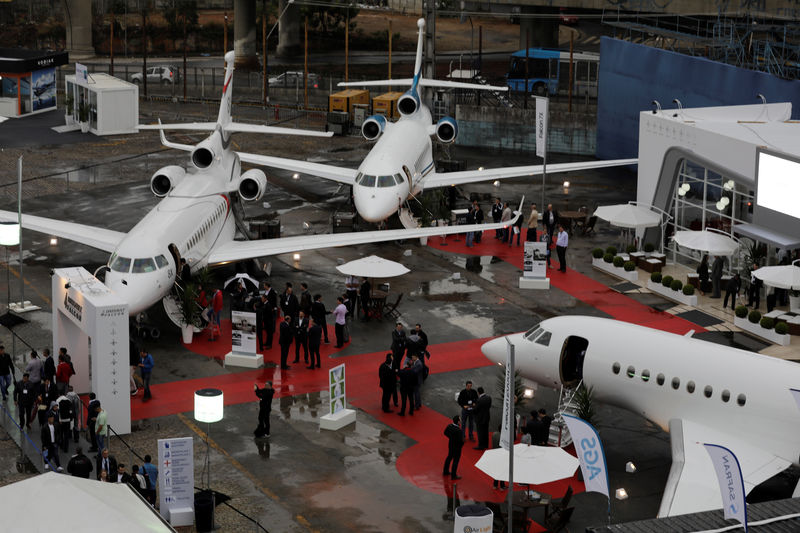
top-left (208, 203), bottom-right (522, 264)
top-left (138, 120), bottom-right (333, 137)
top-left (237, 152), bottom-right (358, 185)
top-left (657, 418), bottom-right (791, 517)
top-left (0, 210), bottom-right (125, 253)
top-left (424, 159), bottom-right (638, 188)
top-left (339, 78), bottom-right (507, 91)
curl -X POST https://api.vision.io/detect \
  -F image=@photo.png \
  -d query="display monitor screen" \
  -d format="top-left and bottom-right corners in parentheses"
top-left (756, 151), bottom-right (800, 220)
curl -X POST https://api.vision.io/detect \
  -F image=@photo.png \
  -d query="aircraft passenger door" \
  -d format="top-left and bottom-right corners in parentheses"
top-left (559, 335), bottom-right (588, 388)
top-left (167, 243), bottom-right (180, 284)
top-left (402, 166), bottom-right (413, 194)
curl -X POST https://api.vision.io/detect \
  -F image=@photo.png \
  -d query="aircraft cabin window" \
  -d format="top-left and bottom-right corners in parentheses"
top-left (361, 175), bottom-right (376, 187)
top-left (737, 394), bottom-right (746, 406)
top-left (704, 385), bottom-right (713, 398)
top-left (641, 369), bottom-right (650, 382)
top-left (132, 258), bottom-right (156, 273)
top-left (378, 175), bottom-right (395, 188)
top-left (110, 256), bottom-right (132, 273)
top-left (534, 331), bottom-right (551, 346)
top-left (626, 366), bottom-right (635, 378)
top-left (721, 389), bottom-right (731, 403)
top-left (612, 362), bottom-right (620, 375)
top-left (656, 373), bottom-right (665, 386)
top-left (155, 255), bottom-right (169, 269)
top-left (671, 377), bottom-right (680, 390)
top-left (686, 381), bottom-right (695, 394)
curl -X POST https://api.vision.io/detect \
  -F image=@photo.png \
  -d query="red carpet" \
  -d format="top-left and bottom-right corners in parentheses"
top-left (428, 235), bottom-right (704, 335)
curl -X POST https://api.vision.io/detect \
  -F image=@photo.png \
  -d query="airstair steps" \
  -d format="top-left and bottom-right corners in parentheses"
top-left (550, 382), bottom-right (582, 447)
top-left (398, 208), bottom-right (420, 230)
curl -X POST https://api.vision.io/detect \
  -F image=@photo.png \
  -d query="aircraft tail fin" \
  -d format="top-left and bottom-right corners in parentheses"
top-left (217, 51), bottom-right (236, 129)
top-left (411, 18), bottom-right (425, 91)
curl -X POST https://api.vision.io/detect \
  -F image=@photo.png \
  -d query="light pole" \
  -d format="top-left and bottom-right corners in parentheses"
top-left (263, 0), bottom-right (294, 106)
top-left (194, 388), bottom-right (224, 529)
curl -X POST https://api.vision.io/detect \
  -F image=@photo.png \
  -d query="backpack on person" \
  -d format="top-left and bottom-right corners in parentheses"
top-left (58, 397), bottom-right (72, 422)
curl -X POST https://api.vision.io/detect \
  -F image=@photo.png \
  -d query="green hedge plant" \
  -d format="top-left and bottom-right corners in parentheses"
top-left (748, 310), bottom-right (761, 324)
top-left (592, 248), bottom-right (604, 259)
top-left (651, 272), bottom-right (662, 283)
top-left (775, 322), bottom-right (789, 335)
top-left (670, 279), bottom-right (683, 291)
top-left (661, 275), bottom-right (673, 287)
top-left (626, 244), bottom-right (637, 254)
top-left (613, 256), bottom-right (624, 268)
top-left (603, 253), bottom-right (614, 263)
top-left (682, 284), bottom-right (695, 295)
top-left (624, 261), bottom-right (636, 272)
top-left (606, 246), bottom-right (617, 256)
top-left (734, 305), bottom-right (748, 318)
top-left (760, 317), bottom-right (775, 330)
top-left (644, 242), bottom-right (655, 253)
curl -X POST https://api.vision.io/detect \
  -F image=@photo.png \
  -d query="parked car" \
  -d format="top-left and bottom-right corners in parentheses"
top-left (559, 8), bottom-right (578, 25)
top-left (268, 71), bottom-right (320, 89)
top-left (131, 65), bottom-right (180, 85)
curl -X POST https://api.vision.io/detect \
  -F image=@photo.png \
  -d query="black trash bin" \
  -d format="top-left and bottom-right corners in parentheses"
top-left (195, 491), bottom-right (214, 532)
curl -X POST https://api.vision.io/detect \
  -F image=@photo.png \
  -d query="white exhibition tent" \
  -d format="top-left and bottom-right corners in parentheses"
top-left (593, 203), bottom-right (662, 229)
top-left (336, 255), bottom-right (410, 278)
top-left (0, 472), bottom-right (175, 532)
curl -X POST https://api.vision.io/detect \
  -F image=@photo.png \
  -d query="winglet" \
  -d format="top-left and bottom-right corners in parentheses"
top-left (684, 329), bottom-right (695, 338)
top-left (509, 196), bottom-right (526, 226)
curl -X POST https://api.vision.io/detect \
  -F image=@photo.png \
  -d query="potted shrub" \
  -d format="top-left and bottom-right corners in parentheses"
top-left (643, 242), bottom-right (655, 255)
top-left (661, 275), bottom-right (673, 288)
top-left (682, 284), bottom-right (695, 296)
top-left (759, 316), bottom-right (775, 330)
top-left (624, 261), bottom-right (636, 272)
top-left (735, 308), bottom-right (789, 345)
top-left (592, 248), bottom-right (604, 259)
top-left (78, 102), bottom-right (89, 133)
top-left (613, 256), bottom-right (624, 268)
top-left (748, 310), bottom-right (761, 324)
top-left (626, 244), bottom-right (637, 254)
top-left (670, 279), bottom-right (683, 292)
top-left (735, 305), bottom-right (748, 319)
top-left (603, 252), bottom-right (614, 264)
top-left (776, 322), bottom-right (789, 335)
top-left (64, 93), bottom-right (74, 125)
top-left (651, 272), bottom-right (662, 283)
top-left (605, 246), bottom-right (617, 256)
top-left (179, 282), bottom-right (201, 344)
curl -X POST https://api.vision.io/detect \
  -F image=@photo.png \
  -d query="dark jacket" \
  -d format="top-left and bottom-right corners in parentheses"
top-left (43, 356), bottom-right (56, 382)
top-left (255, 385), bottom-right (275, 411)
top-left (697, 261), bottom-right (709, 282)
top-left (67, 453), bottom-right (94, 478)
top-left (391, 330), bottom-right (406, 352)
top-left (39, 381), bottom-right (58, 406)
top-left (444, 422), bottom-right (465, 451)
top-left (726, 276), bottom-right (741, 294)
top-left (379, 362), bottom-right (396, 390)
top-left (474, 207), bottom-right (484, 224)
top-left (14, 379), bottom-right (35, 406)
top-left (475, 394), bottom-right (492, 425)
top-left (41, 422), bottom-right (58, 448)
top-left (96, 454), bottom-right (119, 481)
top-left (544, 209), bottom-right (559, 232)
top-left (311, 300), bottom-right (328, 324)
top-left (457, 388), bottom-right (479, 409)
top-left (398, 367), bottom-right (416, 392)
top-left (0, 352), bottom-right (13, 376)
top-left (300, 290), bottom-right (312, 315)
top-left (491, 202), bottom-right (503, 222)
top-left (278, 321), bottom-right (293, 347)
top-left (294, 317), bottom-right (309, 341)
top-left (281, 293), bottom-right (299, 319)
top-left (265, 288), bottom-right (278, 314)
top-left (538, 414), bottom-right (552, 445)
top-left (308, 323), bottom-right (322, 349)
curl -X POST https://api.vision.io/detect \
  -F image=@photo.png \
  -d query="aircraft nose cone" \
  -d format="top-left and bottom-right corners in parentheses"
top-left (353, 186), bottom-right (391, 222)
top-left (105, 276), bottom-right (153, 315)
top-left (481, 337), bottom-right (506, 366)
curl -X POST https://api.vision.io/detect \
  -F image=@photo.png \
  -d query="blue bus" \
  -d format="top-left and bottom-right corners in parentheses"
top-left (506, 48), bottom-right (599, 97)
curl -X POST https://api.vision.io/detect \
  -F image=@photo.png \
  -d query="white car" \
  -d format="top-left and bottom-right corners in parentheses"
top-left (131, 66), bottom-right (180, 85)
top-left (268, 71), bottom-right (319, 89)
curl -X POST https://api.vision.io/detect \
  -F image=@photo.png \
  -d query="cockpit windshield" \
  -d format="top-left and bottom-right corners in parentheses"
top-left (524, 326), bottom-right (543, 341)
top-left (535, 331), bottom-right (551, 346)
top-left (155, 255), bottom-right (169, 269)
top-left (110, 256), bottom-right (132, 273)
top-left (132, 258), bottom-right (157, 273)
top-left (356, 173), bottom-right (403, 188)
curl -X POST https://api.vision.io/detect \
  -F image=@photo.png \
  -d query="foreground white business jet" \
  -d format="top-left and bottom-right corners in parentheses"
top-left (0, 52), bottom-right (520, 316)
top-left (482, 316), bottom-right (800, 518)
top-left (193, 18), bottom-right (637, 227)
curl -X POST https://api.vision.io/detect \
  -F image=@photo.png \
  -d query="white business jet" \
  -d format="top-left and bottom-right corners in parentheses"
top-left (482, 316), bottom-right (800, 518)
top-left (0, 52), bottom-right (520, 316)
top-left (206, 18), bottom-right (637, 228)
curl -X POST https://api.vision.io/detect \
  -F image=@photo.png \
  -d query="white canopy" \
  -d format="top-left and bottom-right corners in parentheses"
top-left (593, 203), bottom-right (661, 229)
top-left (335, 255), bottom-right (410, 278)
top-left (752, 260), bottom-right (800, 290)
top-left (0, 472), bottom-right (175, 532)
top-left (475, 443), bottom-right (579, 485)
top-left (672, 230), bottom-right (739, 256)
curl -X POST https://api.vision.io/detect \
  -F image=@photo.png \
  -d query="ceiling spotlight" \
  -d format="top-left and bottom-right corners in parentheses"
top-left (615, 488), bottom-right (629, 500)
top-left (50, 237), bottom-right (58, 246)
top-left (492, 180), bottom-right (500, 187)
top-left (292, 173), bottom-right (300, 180)
top-left (293, 253), bottom-right (301, 261)
top-left (681, 183), bottom-right (691, 192)
top-left (678, 188), bottom-right (687, 197)
top-left (478, 166), bottom-right (485, 171)
top-left (523, 388), bottom-right (534, 399)
top-left (723, 179), bottom-right (735, 191)
top-left (563, 181), bottom-right (570, 188)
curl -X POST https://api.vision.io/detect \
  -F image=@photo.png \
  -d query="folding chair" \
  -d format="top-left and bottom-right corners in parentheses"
top-left (582, 216), bottom-right (598, 236)
top-left (382, 293), bottom-right (403, 319)
top-left (544, 506), bottom-right (574, 533)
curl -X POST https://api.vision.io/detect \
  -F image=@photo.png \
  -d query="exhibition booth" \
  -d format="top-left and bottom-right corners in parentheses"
top-left (0, 48), bottom-right (68, 119)
top-left (64, 71), bottom-right (139, 135)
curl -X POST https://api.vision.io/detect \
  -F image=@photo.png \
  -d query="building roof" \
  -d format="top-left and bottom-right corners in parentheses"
top-left (588, 497), bottom-right (800, 533)
top-left (65, 72), bottom-right (138, 90)
top-left (0, 48), bottom-right (68, 73)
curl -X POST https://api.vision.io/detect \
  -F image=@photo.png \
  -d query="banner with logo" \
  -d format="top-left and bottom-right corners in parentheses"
top-left (499, 341), bottom-right (514, 450)
top-left (535, 96), bottom-right (549, 158)
top-left (563, 414), bottom-right (609, 499)
top-left (75, 62), bottom-right (88, 85)
top-left (329, 363), bottom-right (346, 415)
top-left (231, 310), bottom-right (257, 355)
top-left (158, 436), bottom-right (194, 525)
top-left (523, 241), bottom-right (547, 279)
top-left (704, 443), bottom-right (748, 531)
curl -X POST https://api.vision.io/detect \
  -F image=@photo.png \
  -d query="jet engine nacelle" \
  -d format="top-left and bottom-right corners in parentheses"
top-left (238, 169), bottom-right (267, 202)
top-left (191, 139), bottom-right (216, 169)
top-left (435, 116), bottom-right (458, 143)
top-left (150, 165), bottom-right (186, 198)
top-left (361, 115), bottom-right (387, 141)
top-left (397, 89), bottom-right (420, 116)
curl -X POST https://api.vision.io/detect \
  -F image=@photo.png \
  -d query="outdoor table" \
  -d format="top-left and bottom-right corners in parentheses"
top-left (687, 273), bottom-right (700, 289)
top-left (559, 211), bottom-right (585, 235)
top-left (367, 290), bottom-right (388, 320)
top-left (512, 491), bottom-right (552, 524)
top-left (642, 258), bottom-right (663, 273)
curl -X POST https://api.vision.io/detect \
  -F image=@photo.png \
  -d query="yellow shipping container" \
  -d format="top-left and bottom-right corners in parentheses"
top-left (329, 89), bottom-right (370, 115)
top-left (372, 92), bottom-right (403, 119)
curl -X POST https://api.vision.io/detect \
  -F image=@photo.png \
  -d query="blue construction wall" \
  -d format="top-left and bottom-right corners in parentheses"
top-left (597, 37), bottom-right (800, 160)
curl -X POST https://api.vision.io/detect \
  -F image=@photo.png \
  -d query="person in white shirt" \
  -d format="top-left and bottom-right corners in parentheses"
top-left (333, 297), bottom-right (348, 348)
top-left (556, 224), bottom-right (569, 272)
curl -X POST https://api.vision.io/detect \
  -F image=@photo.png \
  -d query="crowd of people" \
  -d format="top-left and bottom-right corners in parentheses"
top-left (378, 323), bottom-right (430, 416)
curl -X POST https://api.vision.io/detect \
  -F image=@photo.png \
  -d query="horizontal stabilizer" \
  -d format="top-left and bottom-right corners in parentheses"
top-left (339, 78), bottom-right (507, 92)
top-left (138, 121), bottom-right (332, 138)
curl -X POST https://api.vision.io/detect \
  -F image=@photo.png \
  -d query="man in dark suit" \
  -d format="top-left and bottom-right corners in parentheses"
top-left (397, 361), bottom-right (416, 416)
top-left (391, 323), bottom-right (406, 370)
top-left (263, 281), bottom-right (278, 336)
top-left (307, 318), bottom-right (322, 369)
top-left (293, 311), bottom-right (309, 364)
top-left (67, 446), bottom-right (93, 478)
top-left (544, 204), bottom-right (559, 240)
top-left (14, 372), bottom-right (35, 429)
top-left (281, 284), bottom-right (299, 322)
top-left (474, 387), bottom-right (492, 450)
top-left (41, 413), bottom-right (62, 470)
top-left (537, 408), bottom-right (552, 446)
top-left (254, 381), bottom-right (275, 437)
top-left (278, 316), bottom-right (293, 370)
top-left (254, 294), bottom-right (272, 350)
top-left (96, 448), bottom-right (118, 481)
top-left (87, 393), bottom-right (100, 452)
top-left (311, 294), bottom-right (330, 344)
top-left (359, 278), bottom-right (372, 321)
top-left (443, 415), bottom-right (465, 479)
top-left (378, 354), bottom-right (396, 413)
top-left (491, 197), bottom-right (503, 239)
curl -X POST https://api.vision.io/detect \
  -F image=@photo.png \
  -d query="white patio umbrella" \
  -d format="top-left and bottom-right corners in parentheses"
top-left (475, 443), bottom-right (579, 485)
top-left (752, 260), bottom-right (800, 289)
top-left (593, 203), bottom-right (661, 229)
top-left (336, 255), bottom-right (410, 278)
top-left (223, 272), bottom-right (261, 292)
top-left (672, 230), bottom-right (739, 256)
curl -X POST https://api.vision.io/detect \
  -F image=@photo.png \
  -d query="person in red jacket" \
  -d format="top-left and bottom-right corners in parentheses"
top-left (210, 289), bottom-right (223, 340)
top-left (55, 354), bottom-right (75, 395)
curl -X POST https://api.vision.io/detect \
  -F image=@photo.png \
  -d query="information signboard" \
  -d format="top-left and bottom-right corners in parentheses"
top-left (523, 241), bottom-right (547, 278)
top-left (329, 363), bottom-right (346, 415)
top-left (231, 310), bottom-right (258, 355)
top-left (157, 436), bottom-right (194, 524)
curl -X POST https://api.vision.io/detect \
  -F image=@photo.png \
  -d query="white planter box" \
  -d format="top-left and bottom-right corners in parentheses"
top-left (734, 316), bottom-right (791, 346)
top-left (646, 280), bottom-right (698, 306)
top-left (790, 295), bottom-right (800, 314)
top-left (592, 258), bottom-right (639, 281)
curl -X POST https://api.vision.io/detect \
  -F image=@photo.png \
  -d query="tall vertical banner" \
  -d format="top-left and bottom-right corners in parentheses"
top-left (499, 341), bottom-right (514, 450)
top-left (563, 414), bottom-right (610, 499)
top-left (158, 436), bottom-right (194, 526)
top-left (231, 310), bottom-right (257, 355)
top-left (329, 363), bottom-right (346, 415)
top-left (535, 96), bottom-right (549, 158)
top-left (704, 443), bottom-right (748, 532)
